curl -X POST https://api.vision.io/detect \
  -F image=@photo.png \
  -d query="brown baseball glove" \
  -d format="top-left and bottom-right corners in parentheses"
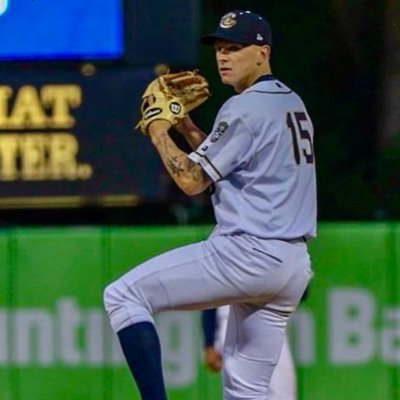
top-left (135, 70), bottom-right (210, 135)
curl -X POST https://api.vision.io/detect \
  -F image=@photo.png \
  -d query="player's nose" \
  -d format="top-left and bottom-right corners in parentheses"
top-left (216, 50), bottom-right (228, 62)
top-left (216, 56), bottom-right (229, 68)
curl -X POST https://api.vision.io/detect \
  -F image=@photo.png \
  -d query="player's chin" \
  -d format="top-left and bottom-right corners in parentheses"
top-left (219, 74), bottom-right (234, 86)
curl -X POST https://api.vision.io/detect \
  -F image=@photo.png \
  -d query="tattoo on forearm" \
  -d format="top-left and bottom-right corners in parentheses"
top-left (166, 156), bottom-right (185, 176)
top-left (156, 133), bottom-right (208, 186)
top-left (187, 159), bottom-right (204, 182)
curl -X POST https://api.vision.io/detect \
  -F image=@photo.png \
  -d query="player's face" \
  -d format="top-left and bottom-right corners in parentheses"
top-left (214, 40), bottom-right (270, 93)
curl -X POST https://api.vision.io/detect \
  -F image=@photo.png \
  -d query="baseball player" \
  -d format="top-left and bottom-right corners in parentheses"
top-left (104, 9), bottom-right (316, 400)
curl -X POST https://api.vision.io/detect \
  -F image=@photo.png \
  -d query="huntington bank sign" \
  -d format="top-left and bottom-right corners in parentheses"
top-left (0, 288), bottom-right (399, 379)
top-left (0, 298), bottom-right (198, 387)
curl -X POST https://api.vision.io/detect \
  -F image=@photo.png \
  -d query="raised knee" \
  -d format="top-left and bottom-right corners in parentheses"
top-left (103, 281), bottom-right (118, 313)
top-left (103, 277), bottom-right (145, 315)
top-left (103, 278), bottom-right (131, 316)
top-left (103, 279), bottom-right (134, 332)
top-left (103, 277), bottom-right (154, 332)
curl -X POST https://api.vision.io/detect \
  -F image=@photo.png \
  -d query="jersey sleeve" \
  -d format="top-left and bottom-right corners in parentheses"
top-left (188, 99), bottom-right (253, 182)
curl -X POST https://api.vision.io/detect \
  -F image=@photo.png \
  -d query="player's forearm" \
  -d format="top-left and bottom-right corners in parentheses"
top-left (175, 116), bottom-right (208, 150)
top-left (183, 130), bottom-right (207, 150)
top-left (150, 129), bottom-right (211, 196)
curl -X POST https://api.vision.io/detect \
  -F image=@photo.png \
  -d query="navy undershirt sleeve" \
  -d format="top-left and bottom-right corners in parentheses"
top-left (201, 308), bottom-right (217, 347)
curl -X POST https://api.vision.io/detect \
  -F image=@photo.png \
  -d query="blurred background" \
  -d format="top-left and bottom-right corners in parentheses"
top-left (0, 1), bottom-right (399, 400)
top-left (0, 0), bottom-right (399, 226)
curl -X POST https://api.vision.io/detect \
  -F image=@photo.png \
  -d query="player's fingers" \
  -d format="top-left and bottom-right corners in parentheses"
top-left (205, 348), bottom-right (223, 372)
top-left (207, 359), bottom-right (222, 372)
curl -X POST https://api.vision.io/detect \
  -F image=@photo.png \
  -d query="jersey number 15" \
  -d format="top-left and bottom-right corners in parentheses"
top-left (286, 111), bottom-right (314, 165)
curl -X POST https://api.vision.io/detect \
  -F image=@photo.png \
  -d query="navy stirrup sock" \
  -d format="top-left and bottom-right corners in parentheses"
top-left (117, 322), bottom-right (167, 400)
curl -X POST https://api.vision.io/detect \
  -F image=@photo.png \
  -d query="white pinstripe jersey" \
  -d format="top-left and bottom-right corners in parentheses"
top-left (188, 75), bottom-right (317, 240)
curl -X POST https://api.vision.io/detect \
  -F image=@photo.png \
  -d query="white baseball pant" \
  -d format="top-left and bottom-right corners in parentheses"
top-left (104, 233), bottom-right (312, 400)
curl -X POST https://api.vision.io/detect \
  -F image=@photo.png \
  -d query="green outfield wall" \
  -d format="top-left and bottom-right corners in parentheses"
top-left (0, 223), bottom-right (399, 400)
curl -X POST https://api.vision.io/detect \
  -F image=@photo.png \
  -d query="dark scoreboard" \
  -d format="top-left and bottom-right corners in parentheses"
top-left (0, 0), bottom-right (201, 209)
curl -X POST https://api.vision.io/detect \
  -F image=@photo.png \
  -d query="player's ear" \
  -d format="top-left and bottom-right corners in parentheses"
top-left (256, 45), bottom-right (270, 65)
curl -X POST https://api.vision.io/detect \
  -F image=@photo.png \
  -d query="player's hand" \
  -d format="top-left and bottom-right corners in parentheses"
top-left (204, 346), bottom-right (223, 372)
top-left (145, 96), bottom-right (172, 141)
top-left (135, 70), bottom-right (210, 135)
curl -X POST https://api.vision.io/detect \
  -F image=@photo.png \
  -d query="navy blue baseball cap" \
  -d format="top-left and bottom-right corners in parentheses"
top-left (201, 10), bottom-right (272, 46)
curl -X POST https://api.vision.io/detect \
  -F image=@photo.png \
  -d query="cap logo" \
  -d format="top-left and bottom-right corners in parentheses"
top-left (220, 12), bottom-right (237, 29)
top-left (256, 33), bottom-right (264, 41)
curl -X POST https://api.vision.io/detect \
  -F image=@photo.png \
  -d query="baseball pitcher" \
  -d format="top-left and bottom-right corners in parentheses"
top-left (104, 9), bottom-right (316, 400)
